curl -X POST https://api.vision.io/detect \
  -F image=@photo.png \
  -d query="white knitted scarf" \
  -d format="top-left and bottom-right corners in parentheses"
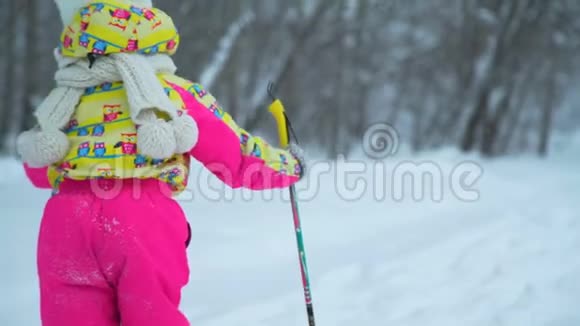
top-left (17, 51), bottom-right (198, 167)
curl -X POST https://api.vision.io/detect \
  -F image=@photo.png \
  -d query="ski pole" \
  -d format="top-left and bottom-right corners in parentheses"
top-left (267, 83), bottom-right (316, 326)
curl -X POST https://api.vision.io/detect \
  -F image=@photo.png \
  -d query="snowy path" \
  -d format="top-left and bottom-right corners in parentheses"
top-left (1, 146), bottom-right (579, 325)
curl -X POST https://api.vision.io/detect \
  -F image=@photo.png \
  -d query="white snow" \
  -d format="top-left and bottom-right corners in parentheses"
top-left (1, 137), bottom-right (579, 325)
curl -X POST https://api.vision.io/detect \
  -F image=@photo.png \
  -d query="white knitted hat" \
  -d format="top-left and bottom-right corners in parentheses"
top-left (55, 0), bottom-right (154, 26)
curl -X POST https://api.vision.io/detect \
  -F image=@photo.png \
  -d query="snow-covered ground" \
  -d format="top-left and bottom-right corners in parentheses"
top-left (1, 137), bottom-right (579, 326)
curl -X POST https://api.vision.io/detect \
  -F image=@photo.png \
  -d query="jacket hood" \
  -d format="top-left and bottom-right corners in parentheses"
top-left (58, 0), bottom-right (179, 58)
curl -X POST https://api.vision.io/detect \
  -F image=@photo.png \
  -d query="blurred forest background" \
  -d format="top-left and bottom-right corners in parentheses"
top-left (0, 0), bottom-right (579, 158)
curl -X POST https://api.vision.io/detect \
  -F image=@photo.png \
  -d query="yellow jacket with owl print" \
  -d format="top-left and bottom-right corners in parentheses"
top-left (31, 0), bottom-right (302, 194)
top-left (46, 73), bottom-right (303, 194)
top-left (48, 76), bottom-right (193, 194)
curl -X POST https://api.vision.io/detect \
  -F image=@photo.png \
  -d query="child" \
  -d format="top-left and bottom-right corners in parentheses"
top-left (16, 0), bottom-right (305, 325)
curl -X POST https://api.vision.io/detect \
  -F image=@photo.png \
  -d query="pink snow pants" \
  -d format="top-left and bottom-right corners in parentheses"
top-left (37, 179), bottom-right (190, 326)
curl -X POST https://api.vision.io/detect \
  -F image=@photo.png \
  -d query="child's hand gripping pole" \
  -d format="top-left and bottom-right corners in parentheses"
top-left (267, 83), bottom-right (316, 326)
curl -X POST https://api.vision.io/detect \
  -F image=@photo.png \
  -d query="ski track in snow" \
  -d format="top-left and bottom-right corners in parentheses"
top-left (0, 145), bottom-right (579, 326)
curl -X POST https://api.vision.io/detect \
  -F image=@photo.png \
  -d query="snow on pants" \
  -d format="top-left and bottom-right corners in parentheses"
top-left (37, 179), bottom-right (191, 326)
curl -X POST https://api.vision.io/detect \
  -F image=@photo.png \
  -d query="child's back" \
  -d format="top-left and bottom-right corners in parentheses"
top-left (18, 1), bottom-right (304, 325)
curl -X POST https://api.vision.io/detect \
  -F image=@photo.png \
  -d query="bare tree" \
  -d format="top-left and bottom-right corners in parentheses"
top-left (0, 0), bottom-right (18, 151)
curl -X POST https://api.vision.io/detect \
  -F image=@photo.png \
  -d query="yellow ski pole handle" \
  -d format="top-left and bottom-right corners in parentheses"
top-left (268, 99), bottom-right (289, 147)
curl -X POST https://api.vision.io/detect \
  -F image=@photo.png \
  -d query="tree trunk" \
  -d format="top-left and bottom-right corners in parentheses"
top-left (0, 0), bottom-right (17, 152)
top-left (22, 0), bottom-right (39, 132)
top-left (460, 83), bottom-right (492, 152)
top-left (481, 92), bottom-right (507, 156)
top-left (496, 86), bottom-right (526, 155)
top-left (538, 79), bottom-right (556, 157)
